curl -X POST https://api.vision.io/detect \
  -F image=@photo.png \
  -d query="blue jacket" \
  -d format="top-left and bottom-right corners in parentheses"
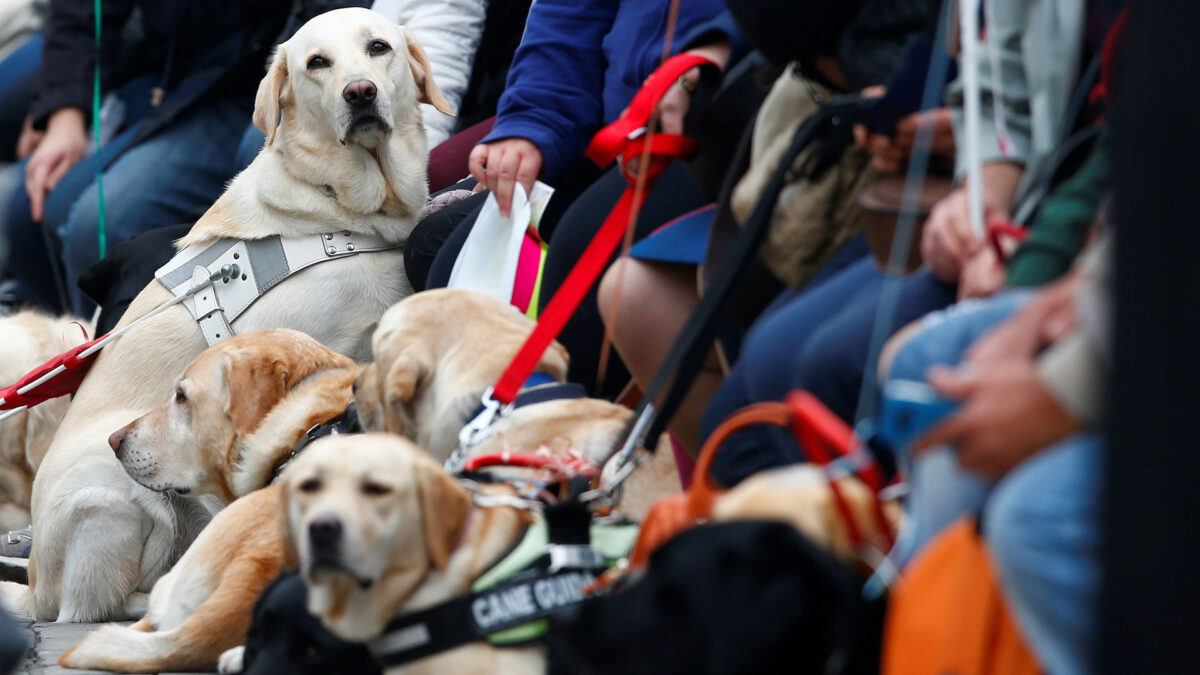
top-left (481, 0), bottom-right (729, 181)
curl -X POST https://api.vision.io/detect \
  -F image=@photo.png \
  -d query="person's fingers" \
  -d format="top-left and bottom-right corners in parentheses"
top-left (25, 155), bottom-right (53, 222)
top-left (927, 365), bottom-right (975, 399)
top-left (493, 148), bottom-right (521, 217)
top-left (45, 157), bottom-right (74, 193)
top-left (468, 144), bottom-right (489, 186)
top-left (853, 124), bottom-right (870, 148)
top-left (472, 180), bottom-right (486, 193)
top-left (514, 153), bottom-right (540, 199)
top-left (483, 145), bottom-right (506, 197)
top-left (911, 412), bottom-right (969, 455)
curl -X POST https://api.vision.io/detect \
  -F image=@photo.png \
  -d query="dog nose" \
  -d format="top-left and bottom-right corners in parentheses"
top-left (342, 80), bottom-right (377, 107)
top-left (309, 516), bottom-right (343, 547)
top-left (109, 427), bottom-right (128, 456)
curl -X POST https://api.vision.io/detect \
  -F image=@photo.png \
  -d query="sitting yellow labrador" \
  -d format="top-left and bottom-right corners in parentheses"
top-left (58, 330), bottom-right (357, 673)
top-left (282, 434), bottom-right (542, 674)
top-left (355, 289), bottom-right (680, 520)
top-left (19, 7), bottom-right (452, 623)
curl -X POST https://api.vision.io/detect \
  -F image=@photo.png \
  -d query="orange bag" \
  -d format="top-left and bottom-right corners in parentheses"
top-left (630, 390), bottom-right (895, 568)
top-left (882, 518), bottom-right (1039, 675)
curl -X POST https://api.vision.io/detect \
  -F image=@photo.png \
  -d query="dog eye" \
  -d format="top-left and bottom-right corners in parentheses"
top-left (174, 390), bottom-right (187, 404)
top-left (368, 40), bottom-right (390, 55)
top-left (299, 478), bottom-right (322, 493)
top-left (362, 482), bottom-right (391, 496)
top-left (307, 55), bottom-right (330, 70)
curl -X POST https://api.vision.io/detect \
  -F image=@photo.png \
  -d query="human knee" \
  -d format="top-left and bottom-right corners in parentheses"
top-left (598, 257), bottom-right (661, 329)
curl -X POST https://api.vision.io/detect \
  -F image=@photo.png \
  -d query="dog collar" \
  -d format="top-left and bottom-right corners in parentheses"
top-left (155, 232), bottom-right (402, 347)
top-left (271, 403), bottom-right (363, 483)
top-left (466, 372), bottom-right (585, 422)
top-left (366, 508), bottom-right (638, 668)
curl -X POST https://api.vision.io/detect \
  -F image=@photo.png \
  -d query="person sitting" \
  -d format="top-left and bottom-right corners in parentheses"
top-left (0, 0), bottom-right (293, 315)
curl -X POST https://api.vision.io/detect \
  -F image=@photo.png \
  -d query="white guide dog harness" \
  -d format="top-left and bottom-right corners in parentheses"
top-left (155, 232), bottom-right (402, 346)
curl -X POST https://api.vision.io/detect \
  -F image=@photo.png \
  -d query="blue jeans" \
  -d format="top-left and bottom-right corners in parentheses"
top-left (887, 292), bottom-right (1101, 675)
top-left (0, 98), bottom-right (250, 314)
top-left (702, 246), bottom-right (957, 486)
top-left (0, 33), bottom-right (41, 164)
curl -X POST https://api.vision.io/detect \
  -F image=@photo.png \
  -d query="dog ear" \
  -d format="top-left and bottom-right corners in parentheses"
top-left (253, 45), bottom-right (289, 145)
top-left (414, 456), bottom-right (471, 569)
top-left (225, 354), bottom-right (291, 438)
top-left (382, 347), bottom-right (430, 433)
top-left (402, 28), bottom-right (455, 116)
top-left (225, 338), bottom-right (356, 438)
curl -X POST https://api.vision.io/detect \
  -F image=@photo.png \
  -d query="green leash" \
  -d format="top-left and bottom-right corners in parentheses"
top-left (93, 0), bottom-right (107, 259)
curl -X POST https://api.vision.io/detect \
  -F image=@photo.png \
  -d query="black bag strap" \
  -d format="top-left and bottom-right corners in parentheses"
top-left (619, 94), bottom-right (869, 455)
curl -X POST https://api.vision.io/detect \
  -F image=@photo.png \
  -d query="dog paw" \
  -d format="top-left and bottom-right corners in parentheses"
top-left (218, 645), bottom-right (245, 674)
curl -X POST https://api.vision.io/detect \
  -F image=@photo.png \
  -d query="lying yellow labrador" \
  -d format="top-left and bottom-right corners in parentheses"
top-left (282, 434), bottom-right (543, 674)
top-left (355, 289), bottom-right (680, 520)
top-left (17, 8), bottom-right (452, 622)
top-left (0, 312), bottom-right (90, 532)
top-left (59, 330), bottom-right (358, 672)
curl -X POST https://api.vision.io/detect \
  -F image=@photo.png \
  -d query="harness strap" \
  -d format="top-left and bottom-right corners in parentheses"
top-left (369, 568), bottom-right (600, 667)
top-left (368, 511), bottom-right (637, 668)
top-left (155, 232), bottom-right (402, 346)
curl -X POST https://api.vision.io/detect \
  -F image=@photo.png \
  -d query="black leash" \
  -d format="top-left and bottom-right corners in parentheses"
top-left (615, 95), bottom-right (870, 462)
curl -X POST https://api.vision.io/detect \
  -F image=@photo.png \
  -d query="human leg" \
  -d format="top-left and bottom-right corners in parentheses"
top-left (884, 290), bottom-right (1033, 555)
top-left (540, 161), bottom-right (708, 397)
top-left (702, 257), bottom-right (883, 485)
top-left (984, 433), bottom-right (1102, 675)
top-left (0, 33), bottom-right (40, 164)
top-left (57, 100), bottom-right (251, 313)
top-left (792, 269), bottom-right (957, 424)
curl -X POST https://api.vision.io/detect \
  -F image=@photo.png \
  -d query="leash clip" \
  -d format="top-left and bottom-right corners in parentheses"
top-left (449, 388), bottom-right (507, 473)
top-left (582, 405), bottom-right (655, 508)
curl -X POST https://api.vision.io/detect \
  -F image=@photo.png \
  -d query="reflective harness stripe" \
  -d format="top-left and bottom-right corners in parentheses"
top-left (367, 516), bottom-right (638, 667)
top-left (154, 232), bottom-right (402, 346)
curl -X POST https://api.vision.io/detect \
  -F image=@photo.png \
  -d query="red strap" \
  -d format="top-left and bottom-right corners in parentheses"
top-left (786, 391), bottom-right (895, 551)
top-left (585, 53), bottom-right (716, 167)
top-left (462, 451), bottom-right (599, 480)
top-left (491, 54), bottom-right (715, 405)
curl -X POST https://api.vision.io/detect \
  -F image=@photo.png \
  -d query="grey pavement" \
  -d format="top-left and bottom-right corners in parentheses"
top-left (9, 612), bottom-right (216, 675)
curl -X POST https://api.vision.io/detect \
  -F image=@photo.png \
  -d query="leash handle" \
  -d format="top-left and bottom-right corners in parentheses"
top-left (489, 54), bottom-right (717, 407)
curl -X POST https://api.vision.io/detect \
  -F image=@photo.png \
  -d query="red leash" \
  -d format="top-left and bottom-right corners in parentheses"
top-left (490, 53), bottom-right (716, 406)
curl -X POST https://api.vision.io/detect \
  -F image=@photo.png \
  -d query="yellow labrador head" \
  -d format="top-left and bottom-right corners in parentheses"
top-left (109, 329), bottom-right (355, 503)
top-left (280, 433), bottom-right (471, 641)
top-left (254, 7), bottom-right (452, 150)
top-left (355, 289), bottom-right (569, 459)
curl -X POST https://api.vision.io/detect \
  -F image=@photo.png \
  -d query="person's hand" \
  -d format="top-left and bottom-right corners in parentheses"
top-left (964, 273), bottom-right (1080, 367)
top-left (921, 162), bottom-right (1023, 283)
top-left (468, 138), bottom-right (543, 217)
top-left (854, 107), bottom-right (955, 174)
top-left (957, 245), bottom-right (1006, 300)
top-left (912, 361), bottom-right (1081, 478)
top-left (25, 108), bottom-right (88, 222)
top-left (625, 41), bottom-right (731, 177)
top-left (921, 187), bottom-right (988, 282)
top-left (16, 116), bottom-right (44, 159)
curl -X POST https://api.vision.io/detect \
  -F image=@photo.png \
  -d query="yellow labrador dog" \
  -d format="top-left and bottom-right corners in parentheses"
top-left (58, 330), bottom-right (358, 672)
top-left (0, 312), bottom-right (90, 531)
top-left (355, 289), bottom-right (680, 520)
top-left (282, 434), bottom-right (543, 674)
top-left (12, 8), bottom-right (451, 623)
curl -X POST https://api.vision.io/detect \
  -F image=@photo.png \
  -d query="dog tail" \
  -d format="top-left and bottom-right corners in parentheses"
top-left (59, 623), bottom-right (190, 673)
top-left (0, 581), bottom-right (34, 619)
